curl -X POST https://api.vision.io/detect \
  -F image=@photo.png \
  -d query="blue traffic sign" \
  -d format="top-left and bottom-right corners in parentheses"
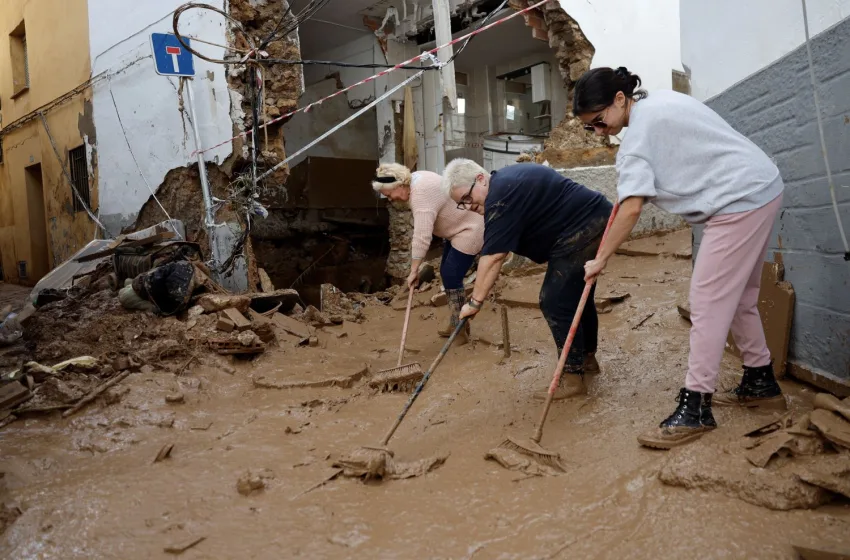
top-left (150, 33), bottom-right (195, 77)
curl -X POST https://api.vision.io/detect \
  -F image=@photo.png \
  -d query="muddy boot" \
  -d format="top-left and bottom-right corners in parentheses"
top-left (437, 288), bottom-right (469, 345)
top-left (638, 388), bottom-right (717, 449)
top-left (713, 362), bottom-right (786, 410)
top-left (583, 353), bottom-right (600, 375)
top-left (533, 367), bottom-right (586, 401)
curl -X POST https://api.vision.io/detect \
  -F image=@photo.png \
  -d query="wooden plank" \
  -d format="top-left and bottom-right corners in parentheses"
top-left (123, 231), bottom-right (176, 248)
top-left (258, 268), bottom-right (275, 293)
top-left (222, 308), bottom-right (252, 330)
top-left (726, 261), bottom-right (795, 377)
top-left (74, 234), bottom-right (127, 262)
top-left (0, 381), bottom-right (30, 410)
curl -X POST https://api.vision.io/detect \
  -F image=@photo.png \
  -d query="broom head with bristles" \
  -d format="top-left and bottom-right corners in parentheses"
top-left (369, 362), bottom-right (424, 393)
top-left (497, 435), bottom-right (565, 472)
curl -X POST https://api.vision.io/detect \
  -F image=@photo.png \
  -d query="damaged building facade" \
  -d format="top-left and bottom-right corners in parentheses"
top-left (1, 0), bottom-right (681, 297)
top-left (283, 0), bottom-right (683, 283)
top-left (682, 0), bottom-right (850, 391)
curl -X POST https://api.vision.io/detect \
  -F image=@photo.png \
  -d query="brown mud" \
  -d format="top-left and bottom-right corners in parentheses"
top-left (2, 231), bottom-right (849, 558)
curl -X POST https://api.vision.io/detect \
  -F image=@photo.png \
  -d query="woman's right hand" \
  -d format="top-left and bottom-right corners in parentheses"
top-left (407, 270), bottom-right (419, 289)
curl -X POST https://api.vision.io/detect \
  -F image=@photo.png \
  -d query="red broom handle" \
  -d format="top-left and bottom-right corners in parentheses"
top-left (532, 202), bottom-right (620, 443)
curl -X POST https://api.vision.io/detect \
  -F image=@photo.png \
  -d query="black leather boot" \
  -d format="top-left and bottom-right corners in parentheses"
top-left (638, 388), bottom-right (717, 449)
top-left (714, 362), bottom-right (786, 410)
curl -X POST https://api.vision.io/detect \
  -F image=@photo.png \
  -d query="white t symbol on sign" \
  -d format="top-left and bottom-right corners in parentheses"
top-left (166, 46), bottom-right (182, 73)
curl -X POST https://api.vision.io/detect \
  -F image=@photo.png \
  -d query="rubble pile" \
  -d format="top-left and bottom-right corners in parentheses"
top-left (660, 393), bottom-right (850, 510)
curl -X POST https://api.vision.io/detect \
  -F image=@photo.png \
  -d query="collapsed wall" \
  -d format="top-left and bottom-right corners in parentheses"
top-left (510, 0), bottom-right (615, 167)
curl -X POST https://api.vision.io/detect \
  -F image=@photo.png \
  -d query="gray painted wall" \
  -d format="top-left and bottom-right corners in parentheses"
top-left (559, 165), bottom-right (687, 237)
top-left (696, 16), bottom-right (850, 383)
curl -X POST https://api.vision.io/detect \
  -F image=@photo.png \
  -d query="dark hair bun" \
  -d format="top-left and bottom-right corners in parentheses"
top-left (615, 67), bottom-right (641, 94)
top-left (572, 66), bottom-right (647, 115)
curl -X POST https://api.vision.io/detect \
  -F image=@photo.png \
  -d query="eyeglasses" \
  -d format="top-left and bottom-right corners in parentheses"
top-left (583, 107), bottom-right (610, 132)
top-left (456, 177), bottom-right (477, 209)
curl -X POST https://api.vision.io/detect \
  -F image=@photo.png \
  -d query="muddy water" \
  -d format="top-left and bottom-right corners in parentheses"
top-left (2, 246), bottom-right (850, 558)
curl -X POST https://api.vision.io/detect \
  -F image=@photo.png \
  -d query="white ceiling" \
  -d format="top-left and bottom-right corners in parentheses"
top-left (292, 0), bottom-right (551, 65)
top-left (292, 0), bottom-right (402, 56)
top-left (447, 14), bottom-right (551, 72)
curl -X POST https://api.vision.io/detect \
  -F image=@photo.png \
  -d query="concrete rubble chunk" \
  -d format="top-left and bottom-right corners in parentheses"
top-left (197, 294), bottom-right (251, 314)
top-left (222, 308), bottom-right (252, 331)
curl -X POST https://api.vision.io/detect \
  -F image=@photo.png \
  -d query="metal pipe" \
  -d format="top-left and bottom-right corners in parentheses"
top-left (184, 78), bottom-right (215, 228)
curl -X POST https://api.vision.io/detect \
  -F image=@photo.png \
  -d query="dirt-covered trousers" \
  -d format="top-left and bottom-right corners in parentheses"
top-left (538, 216), bottom-right (606, 372)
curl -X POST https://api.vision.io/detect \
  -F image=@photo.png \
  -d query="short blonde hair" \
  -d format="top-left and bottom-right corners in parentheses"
top-left (372, 162), bottom-right (412, 192)
top-left (441, 158), bottom-right (486, 197)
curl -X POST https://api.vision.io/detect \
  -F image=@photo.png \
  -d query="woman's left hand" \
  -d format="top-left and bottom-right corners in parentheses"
top-left (459, 303), bottom-right (479, 320)
top-left (584, 257), bottom-right (608, 282)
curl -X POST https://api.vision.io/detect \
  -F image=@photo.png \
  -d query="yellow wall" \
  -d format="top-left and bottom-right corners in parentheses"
top-left (0, 0), bottom-right (95, 285)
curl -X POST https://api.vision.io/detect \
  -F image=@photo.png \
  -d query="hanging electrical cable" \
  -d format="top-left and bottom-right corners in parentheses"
top-left (800, 0), bottom-right (850, 261)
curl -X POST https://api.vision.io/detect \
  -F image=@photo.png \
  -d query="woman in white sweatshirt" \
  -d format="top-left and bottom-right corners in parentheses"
top-left (573, 67), bottom-right (786, 450)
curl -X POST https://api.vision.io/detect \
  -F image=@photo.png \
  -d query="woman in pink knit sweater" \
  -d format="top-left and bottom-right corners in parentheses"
top-left (373, 163), bottom-right (484, 344)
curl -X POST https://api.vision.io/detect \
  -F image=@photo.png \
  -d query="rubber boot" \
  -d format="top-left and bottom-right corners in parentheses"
top-left (437, 288), bottom-right (469, 345)
top-left (533, 366), bottom-right (586, 401)
top-left (583, 353), bottom-right (600, 375)
top-left (713, 362), bottom-right (786, 410)
top-left (637, 388), bottom-right (717, 449)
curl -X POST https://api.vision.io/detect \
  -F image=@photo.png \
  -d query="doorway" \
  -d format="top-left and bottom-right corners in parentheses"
top-left (24, 163), bottom-right (49, 283)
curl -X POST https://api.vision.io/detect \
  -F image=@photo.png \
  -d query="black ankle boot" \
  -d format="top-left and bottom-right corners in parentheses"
top-left (714, 362), bottom-right (786, 410)
top-left (637, 388), bottom-right (716, 449)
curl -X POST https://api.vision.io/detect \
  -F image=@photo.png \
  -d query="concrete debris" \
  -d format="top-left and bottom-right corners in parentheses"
top-left (165, 392), bottom-right (185, 404)
top-left (810, 409), bottom-right (850, 450)
top-left (258, 268), bottom-right (275, 293)
top-left (222, 308), bottom-right (252, 331)
top-left (216, 316), bottom-right (236, 333)
top-left (301, 305), bottom-right (332, 327)
top-left (153, 443), bottom-right (175, 463)
top-left (664, 404), bottom-right (850, 509)
top-left (236, 468), bottom-right (275, 496)
top-left (209, 336), bottom-right (265, 356)
top-left (198, 294), bottom-right (251, 314)
top-left (0, 380), bottom-right (31, 411)
top-left (272, 313), bottom-right (312, 339)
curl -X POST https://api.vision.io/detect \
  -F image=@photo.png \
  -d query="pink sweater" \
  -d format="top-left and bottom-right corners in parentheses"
top-left (409, 171), bottom-right (484, 259)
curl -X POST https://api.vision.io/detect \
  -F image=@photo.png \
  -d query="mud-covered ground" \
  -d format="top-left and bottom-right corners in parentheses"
top-left (1, 230), bottom-right (849, 559)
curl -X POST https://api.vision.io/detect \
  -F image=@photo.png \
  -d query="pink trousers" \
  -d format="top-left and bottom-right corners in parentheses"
top-left (686, 194), bottom-right (783, 393)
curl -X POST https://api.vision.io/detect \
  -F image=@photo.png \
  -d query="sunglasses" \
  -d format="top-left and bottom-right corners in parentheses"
top-left (456, 177), bottom-right (477, 209)
top-left (583, 107), bottom-right (610, 132)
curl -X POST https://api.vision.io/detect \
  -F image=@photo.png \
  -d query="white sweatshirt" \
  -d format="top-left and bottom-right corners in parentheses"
top-left (616, 90), bottom-right (784, 224)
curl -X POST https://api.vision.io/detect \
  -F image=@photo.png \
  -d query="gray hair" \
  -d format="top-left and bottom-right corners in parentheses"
top-left (441, 158), bottom-right (486, 197)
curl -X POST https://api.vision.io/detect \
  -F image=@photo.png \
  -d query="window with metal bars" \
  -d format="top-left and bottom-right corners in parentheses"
top-left (22, 36), bottom-right (30, 89)
top-left (68, 146), bottom-right (90, 213)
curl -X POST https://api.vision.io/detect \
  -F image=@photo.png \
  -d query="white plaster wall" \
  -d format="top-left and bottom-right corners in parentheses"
top-left (681, 0), bottom-right (850, 101)
top-left (558, 0), bottom-right (683, 95)
top-left (302, 35), bottom-right (377, 102)
top-left (89, 0), bottom-right (233, 234)
top-left (283, 78), bottom-right (379, 168)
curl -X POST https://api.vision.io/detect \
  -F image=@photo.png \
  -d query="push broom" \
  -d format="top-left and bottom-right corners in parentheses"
top-left (370, 287), bottom-right (423, 390)
top-left (336, 297), bottom-right (469, 479)
top-left (495, 203), bottom-right (620, 471)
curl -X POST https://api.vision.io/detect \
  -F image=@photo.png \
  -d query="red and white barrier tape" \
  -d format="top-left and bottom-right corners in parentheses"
top-left (193, 0), bottom-right (552, 157)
